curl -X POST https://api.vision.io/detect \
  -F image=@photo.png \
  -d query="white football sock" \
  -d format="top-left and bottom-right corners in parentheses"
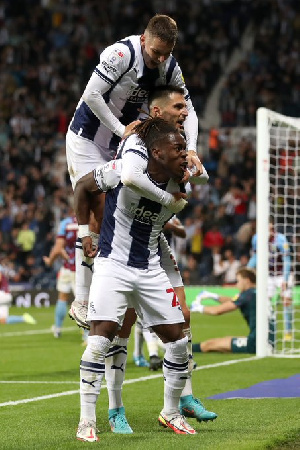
top-left (181, 327), bottom-right (193, 397)
top-left (80, 335), bottom-right (111, 421)
top-left (163, 336), bottom-right (188, 415)
top-left (105, 336), bottom-right (128, 410)
top-left (75, 233), bottom-right (98, 303)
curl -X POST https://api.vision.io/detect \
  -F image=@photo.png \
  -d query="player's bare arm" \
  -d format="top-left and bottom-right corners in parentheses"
top-left (164, 218), bottom-right (186, 238)
top-left (43, 237), bottom-right (67, 266)
top-left (202, 301), bottom-right (238, 316)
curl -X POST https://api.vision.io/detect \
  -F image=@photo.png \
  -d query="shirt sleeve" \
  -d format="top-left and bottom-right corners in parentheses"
top-left (120, 139), bottom-right (175, 206)
top-left (93, 159), bottom-right (122, 191)
top-left (57, 219), bottom-right (67, 239)
top-left (82, 43), bottom-right (132, 137)
top-left (188, 164), bottom-right (209, 185)
top-left (232, 291), bottom-right (246, 308)
top-left (169, 61), bottom-right (198, 151)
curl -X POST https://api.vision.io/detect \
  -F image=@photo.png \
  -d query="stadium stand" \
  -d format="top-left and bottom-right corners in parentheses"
top-left (0, 0), bottom-right (298, 288)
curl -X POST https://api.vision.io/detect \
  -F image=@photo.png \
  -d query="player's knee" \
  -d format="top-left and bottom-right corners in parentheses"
top-left (90, 320), bottom-right (119, 341)
top-left (156, 323), bottom-right (184, 343)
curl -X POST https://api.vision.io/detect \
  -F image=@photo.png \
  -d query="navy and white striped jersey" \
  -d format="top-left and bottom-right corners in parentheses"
top-left (94, 137), bottom-right (185, 270)
top-left (69, 34), bottom-right (197, 160)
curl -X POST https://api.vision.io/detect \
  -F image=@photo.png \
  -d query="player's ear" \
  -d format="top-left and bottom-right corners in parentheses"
top-left (140, 34), bottom-right (146, 47)
top-left (152, 106), bottom-right (161, 118)
top-left (151, 147), bottom-right (161, 162)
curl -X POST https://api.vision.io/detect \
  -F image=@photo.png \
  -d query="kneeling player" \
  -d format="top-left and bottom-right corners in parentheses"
top-left (191, 268), bottom-right (275, 354)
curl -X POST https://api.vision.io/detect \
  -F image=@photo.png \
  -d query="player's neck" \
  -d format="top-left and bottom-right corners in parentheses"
top-left (242, 282), bottom-right (255, 292)
top-left (147, 160), bottom-right (170, 183)
top-left (148, 168), bottom-right (169, 183)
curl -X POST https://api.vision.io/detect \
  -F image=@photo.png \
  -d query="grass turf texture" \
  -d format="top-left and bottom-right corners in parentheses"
top-left (0, 306), bottom-right (299, 450)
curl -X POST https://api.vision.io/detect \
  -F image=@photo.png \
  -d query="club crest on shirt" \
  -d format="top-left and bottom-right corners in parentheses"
top-left (108, 49), bottom-right (124, 64)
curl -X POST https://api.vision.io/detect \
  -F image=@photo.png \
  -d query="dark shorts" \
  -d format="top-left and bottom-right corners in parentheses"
top-left (231, 337), bottom-right (256, 354)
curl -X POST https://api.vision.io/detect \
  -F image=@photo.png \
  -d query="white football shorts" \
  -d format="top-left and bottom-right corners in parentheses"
top-left (56, 267), bottom-right (76, 294)
top-left (66, 130), bottom-right (110, 189)
top-left (268, 274), bottom-right (292, 299)
top-left (87, 258), bottom-right (185, 329)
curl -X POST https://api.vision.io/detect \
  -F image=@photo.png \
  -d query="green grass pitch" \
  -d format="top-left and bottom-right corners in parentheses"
top-left (0, 306), bottom-right (299, 450)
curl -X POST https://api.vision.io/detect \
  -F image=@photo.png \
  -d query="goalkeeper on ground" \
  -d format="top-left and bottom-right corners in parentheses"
top-left (191, 268), bottom-right (275, 354)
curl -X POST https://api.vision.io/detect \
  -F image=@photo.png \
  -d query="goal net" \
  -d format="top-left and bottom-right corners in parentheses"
top-left (256, 108), bottom-right (300, 357)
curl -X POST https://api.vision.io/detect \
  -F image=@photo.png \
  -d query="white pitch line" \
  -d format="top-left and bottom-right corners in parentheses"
top-left (0, 356), bottom-right (259, 407)
top-left (0, 381), bottom-right (79, 384)
top-left (0, 390), bottom-right (80, 407)
top-left (0, 326), bottom-right (78, 337)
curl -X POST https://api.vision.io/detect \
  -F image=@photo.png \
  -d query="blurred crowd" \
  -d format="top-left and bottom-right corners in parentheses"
top-left (219, 0), bottom-right (299, 126)
top-left (0, 0), bottom-right (298, 288)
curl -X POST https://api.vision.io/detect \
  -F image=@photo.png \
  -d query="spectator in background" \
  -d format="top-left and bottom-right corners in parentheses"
top-left (0, 206), bottom-right (13, 243)
top-left (17, 254), bottom-right (42, 284)
top-left (16, 221), bottom-right (36, 264)
top-left (206, 204), bottom-right (232, 237)
top-left (203, 223), bottom-right (225, 251)
top-left (235, 219), bottom-right (256, 258)
top-left (213, 248), bottom-right (240, 285)
top-left (182, 254), bottom-right (201, 286)
top-left (209, 176), bottom-right (227, 206)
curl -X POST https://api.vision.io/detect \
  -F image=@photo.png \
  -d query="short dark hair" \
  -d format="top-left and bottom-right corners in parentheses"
top-left (145, 14), bottom-right (178, 45)
top-left (237, 267), bottom-right (256, 284)
top-left (148, 85), bottom-right (185, 107)
top-left (134, 117), bottom-right (178, 150)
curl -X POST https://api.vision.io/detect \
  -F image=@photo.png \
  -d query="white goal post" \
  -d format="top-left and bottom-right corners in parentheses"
top-left (256, 107), bottom-right (300, 357)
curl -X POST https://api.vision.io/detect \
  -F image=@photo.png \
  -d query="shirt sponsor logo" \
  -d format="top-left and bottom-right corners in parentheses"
top-left (95, 167), bottom-right (104, 179)
top-left (127, 86), bottom-right (148, 103)
top-left (101, 60), bottom-right (117, 74)
top-left (128, 204), bottom-right (160, 224)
